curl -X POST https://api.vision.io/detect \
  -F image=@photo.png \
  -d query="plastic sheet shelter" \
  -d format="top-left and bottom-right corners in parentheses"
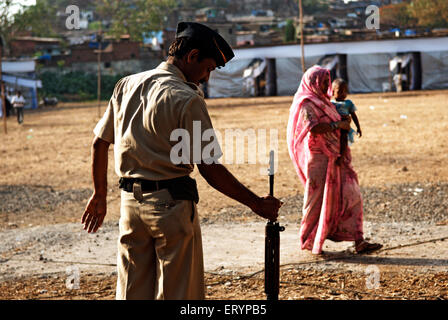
top-left (207, 36), bottom-right (448, 97)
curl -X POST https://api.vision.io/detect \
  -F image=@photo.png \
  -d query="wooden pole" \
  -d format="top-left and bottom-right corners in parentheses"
top-left (299, 0), bottom-right (305, 73)
top-left (0, 43), bottom-right (7, 134)
top-left (97, 28), bottom-right (102, 118)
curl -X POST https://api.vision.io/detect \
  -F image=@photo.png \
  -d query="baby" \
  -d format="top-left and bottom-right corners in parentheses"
top-left (331, 78), bottom-right (362, 166)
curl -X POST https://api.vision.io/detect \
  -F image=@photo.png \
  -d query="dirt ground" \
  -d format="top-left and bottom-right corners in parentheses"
top-left (0, 91), bottom-right (447, 300)
top-left (0, 269), bottom-right (446, 300)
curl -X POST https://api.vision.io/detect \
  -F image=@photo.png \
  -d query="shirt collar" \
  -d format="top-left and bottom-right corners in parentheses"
top-left (157, 61), bottom-right (187, 82)
top-left (157, 61), bottom-right (204, 98)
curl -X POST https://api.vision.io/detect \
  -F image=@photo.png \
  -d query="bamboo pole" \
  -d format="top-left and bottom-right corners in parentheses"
top-left (299, 0), bottom-right (305, 73)
top-left (0, 43), bottom-right (7, 134)
top-left (97, 27), bottom-right (102, 118)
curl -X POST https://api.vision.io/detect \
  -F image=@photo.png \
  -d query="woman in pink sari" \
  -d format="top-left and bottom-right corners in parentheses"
top-left (287, 66), bottom-right (382, 255)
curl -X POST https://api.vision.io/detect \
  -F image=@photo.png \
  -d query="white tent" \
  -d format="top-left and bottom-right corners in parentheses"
top-left (208, 59), bottom-right (250, 98)
top-left (421, 51), bottom-right (448, 90)
top-left (347, 53), bottom-right (394, 93)
top-left (207, 36), bottom-right (448, 97)
top-left (232, 36), bottom-right (448, 59)
top-left (1, 75), bottom-right (42, 89)
top-left (2, 60), bottom-right (36, 73)
top-left (1, 60), bottom-right (41, 109)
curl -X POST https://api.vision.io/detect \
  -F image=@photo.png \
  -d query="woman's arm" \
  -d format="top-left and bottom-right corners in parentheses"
top-left (310, 119), bottom-right (351, 134)
top-left (301, 101), bottom-right (351, 134)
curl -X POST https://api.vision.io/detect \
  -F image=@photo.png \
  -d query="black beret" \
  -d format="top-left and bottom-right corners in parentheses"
top-left (176, 22), bottom-right (234, 67)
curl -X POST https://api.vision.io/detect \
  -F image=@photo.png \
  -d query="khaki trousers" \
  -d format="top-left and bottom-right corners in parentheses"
top-left (116, 188), bottom-right (205, 300)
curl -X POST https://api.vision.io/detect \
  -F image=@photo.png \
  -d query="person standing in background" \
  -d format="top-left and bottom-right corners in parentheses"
top-left (11, 90), bottom-right (26, 124)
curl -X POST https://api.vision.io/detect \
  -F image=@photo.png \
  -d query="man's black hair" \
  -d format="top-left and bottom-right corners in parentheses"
top-left (168, 37), bottom-right (216, 63)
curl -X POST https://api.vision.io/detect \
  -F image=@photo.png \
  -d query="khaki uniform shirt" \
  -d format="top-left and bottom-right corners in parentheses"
top-left (93, 62), bottom-right (222, 180)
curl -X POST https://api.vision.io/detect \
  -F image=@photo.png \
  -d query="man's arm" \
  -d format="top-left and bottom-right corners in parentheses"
top-left (81, 136), bottom-right (110, 233)
top-left (197, 163), bottom-right (281, 221)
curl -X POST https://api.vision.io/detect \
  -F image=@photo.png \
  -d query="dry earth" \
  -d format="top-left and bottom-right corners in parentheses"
top-left (0, 91), bottom-right (447, 300)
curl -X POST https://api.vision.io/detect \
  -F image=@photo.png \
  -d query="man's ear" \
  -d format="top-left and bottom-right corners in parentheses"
top-left (186, 49), bottom-right (200, 63)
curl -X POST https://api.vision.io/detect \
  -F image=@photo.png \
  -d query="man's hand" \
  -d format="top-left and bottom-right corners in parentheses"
top-left (82, 193), bottom-right (107, 233)
top-left (83, 136), bottom-right (110, 233)
top-left (251, 195), bottom-right (283, 221)
top-left (357, 128), bottom-right (362, 137)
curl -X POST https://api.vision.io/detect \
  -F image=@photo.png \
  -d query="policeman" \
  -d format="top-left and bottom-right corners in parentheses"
top-left (82, 22), bottom-right (282, 300)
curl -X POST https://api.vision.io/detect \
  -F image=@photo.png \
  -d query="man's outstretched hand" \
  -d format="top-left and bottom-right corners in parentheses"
top-left (81, 193), bottom-right (107, 233)
top-left (251, 195), bottom-right (283, 221)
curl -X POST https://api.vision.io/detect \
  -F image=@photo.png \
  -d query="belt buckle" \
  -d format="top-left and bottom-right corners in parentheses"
top-left (133, 181), bottom-right (144, 203)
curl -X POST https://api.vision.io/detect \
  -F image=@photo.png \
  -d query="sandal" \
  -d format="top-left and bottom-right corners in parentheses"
top-left (355, 241), bottom-right (383, 254)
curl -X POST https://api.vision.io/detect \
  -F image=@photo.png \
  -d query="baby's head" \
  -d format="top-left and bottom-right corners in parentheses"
top-left (332, 78), bottom-right (348, 101)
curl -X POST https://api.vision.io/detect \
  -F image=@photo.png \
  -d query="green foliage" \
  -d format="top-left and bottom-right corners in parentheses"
top-left (284, 19), bottom-right (296, 43)
top-left (380, 3), bottom-right (416, 27)
top-left (408, 0), bottom-right (448, 28)
top-left (303, 0), bottom-right (329, 15)
top-left (33, 51), bottom-right (43, 58)
top-left (179, 0), bottom-right (206, 9)
top-left (214, 0), bottom-right (229, 8)
top-left (381, 0), bottom-right (448, 28)
top-left (39, 71), bottom-right (126, 101)
top-left (178, 0), bottom-right (226, 9)
top-left (11, 0), bottom-right (58, 37)
top-left (0, 0), bottom-right (19, 48)
top-left (88, 21), bottom-right (102, 31)
top-left (96, 0), bottom-right (176, 42)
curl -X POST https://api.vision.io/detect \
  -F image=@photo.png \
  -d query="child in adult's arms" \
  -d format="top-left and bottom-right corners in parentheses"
top-left (331, 79), bottom-right (362, 166)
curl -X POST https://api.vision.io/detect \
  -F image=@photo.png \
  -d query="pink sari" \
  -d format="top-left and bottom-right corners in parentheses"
top-left (287, 66), bottom-right (363, 254)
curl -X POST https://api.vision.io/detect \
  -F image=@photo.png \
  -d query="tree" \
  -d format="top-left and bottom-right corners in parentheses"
top-left (96, 0), bottom-right (176, 42)
top-left (0, 0), bottom-right (61, 55)
top-left (303, 0), bottom-right (329, 15)
top-left (408, 0), bottom-right (448, 28)
top-left (284, 19), bottom-right (296, 43)
top-left (380, 3), bottom-right (416, 27)
top-left (12, 0), bottom-right (58, 37)
top-left (179, 0), bottom-right (209, 9)
top-left (0, 0), bottom-right (19, 53)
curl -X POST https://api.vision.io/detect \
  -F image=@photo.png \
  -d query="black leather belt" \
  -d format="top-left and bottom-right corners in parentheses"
top-left (118, 176), bottom-right (199, 204)
top-left (119, 177), bottom-right (169, 193)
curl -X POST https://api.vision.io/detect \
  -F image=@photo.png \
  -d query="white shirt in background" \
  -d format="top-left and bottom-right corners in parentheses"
top-left (11, 95), bottom-right (26, 108)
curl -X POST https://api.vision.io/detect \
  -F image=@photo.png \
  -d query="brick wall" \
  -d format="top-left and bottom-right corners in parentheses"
top-left (67, 41), bottom-right (140, 65)
top-left (9, 40), bottom-right (36, 57)
top-left (9, 38), bottom-right (61, 58)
